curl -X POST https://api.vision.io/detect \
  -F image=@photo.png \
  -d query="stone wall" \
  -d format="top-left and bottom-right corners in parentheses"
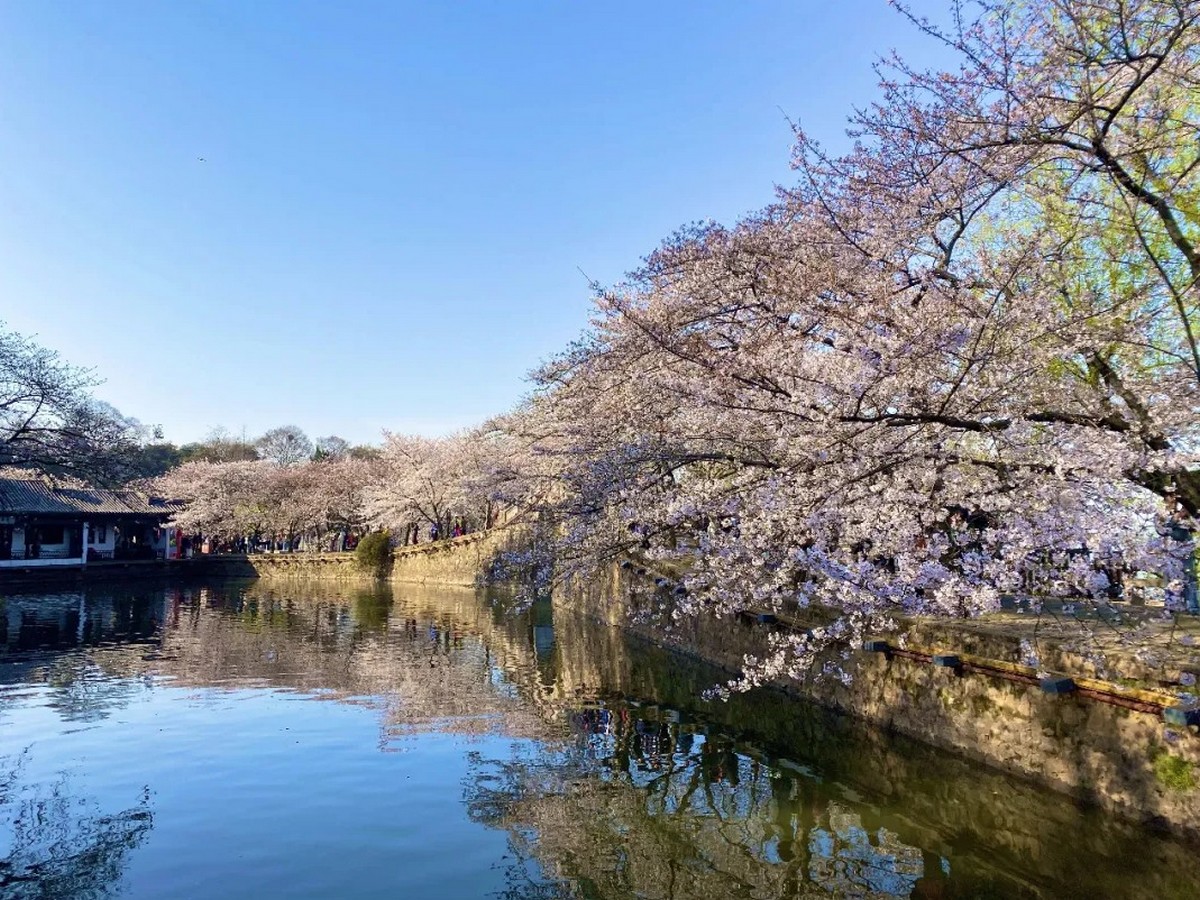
top-left (192, 525), bottom-right (526, 587)
top-left (389, 528), bottom-right (511, 586)
top-left (521, 607), bottom-right (1200, 898)
top-left (197, 552), bottom-right (357, 580)
top-left (554, 565), bottom-right (1200, 841)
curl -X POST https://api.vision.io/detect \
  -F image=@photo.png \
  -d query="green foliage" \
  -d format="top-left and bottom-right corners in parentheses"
top-left (1153, 752), bottom-right (1196, 793)
top-left (128, 442), bottom-right (183, 479)
top-left (355, 531), bottom-right (392, 575)
top-left (353, 590), bottom-right (392, 630)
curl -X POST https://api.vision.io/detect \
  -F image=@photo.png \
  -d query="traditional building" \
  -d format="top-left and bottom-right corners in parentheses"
top-left (0, 477), bottom-right (181, 569)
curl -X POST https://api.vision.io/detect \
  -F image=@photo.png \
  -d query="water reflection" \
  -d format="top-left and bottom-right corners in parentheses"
top-left (0, 581), bottom-right (1197, 899)
top-left (464, 710), bottom-right (973, 898)
top-left (0, 751), bottom-right (153, 900)
top-left (496, 618), bottom-right (1200, 899)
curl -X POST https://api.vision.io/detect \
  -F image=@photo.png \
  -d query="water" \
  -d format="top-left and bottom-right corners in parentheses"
top-left (0, 580), bottom-right (1196, 900)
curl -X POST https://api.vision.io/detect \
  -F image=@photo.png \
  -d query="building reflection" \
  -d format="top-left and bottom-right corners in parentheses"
top-left (1, 588), bottom-right (163, 654)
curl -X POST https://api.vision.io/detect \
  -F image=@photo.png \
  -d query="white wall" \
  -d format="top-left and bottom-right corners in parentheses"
top-left (0, 522), bottom-right (80, 567)
top-left (87, 521), bottom-right (117, 558)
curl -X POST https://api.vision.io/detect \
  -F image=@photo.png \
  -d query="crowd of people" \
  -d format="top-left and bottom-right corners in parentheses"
top-left (397, 516), bottom-right (471, 546)
top-left (183, 515), bottom-right (485, 557)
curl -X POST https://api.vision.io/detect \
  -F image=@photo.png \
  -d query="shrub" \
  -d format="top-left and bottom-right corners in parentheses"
top-left (1154, 753), bottom-right (1196, 793)
top-left (355, 531), bottom-right (392, 575)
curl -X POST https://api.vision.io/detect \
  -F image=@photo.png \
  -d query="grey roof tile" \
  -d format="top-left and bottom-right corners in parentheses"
top-left (0, 478), bottom-right (174, 517)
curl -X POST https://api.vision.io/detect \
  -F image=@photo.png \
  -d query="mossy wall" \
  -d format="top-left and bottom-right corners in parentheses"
top-left (554, 565), bottom-right (1200, 841)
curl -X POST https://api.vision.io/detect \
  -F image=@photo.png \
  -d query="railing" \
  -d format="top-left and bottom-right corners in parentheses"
top-left (23, 547), bottom-right (76, 560)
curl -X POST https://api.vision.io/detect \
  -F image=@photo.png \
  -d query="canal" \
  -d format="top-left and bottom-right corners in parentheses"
top-left (1, 579), bottom-right (1196, 899)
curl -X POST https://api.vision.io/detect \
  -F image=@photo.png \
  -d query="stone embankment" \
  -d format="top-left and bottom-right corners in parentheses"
top-left (193, 525), bottom-right (521, 586)
top-left (555, 564), bottom-right (1200, 842)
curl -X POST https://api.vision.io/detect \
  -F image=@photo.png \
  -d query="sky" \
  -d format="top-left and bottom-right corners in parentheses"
top-left (0, 0), bottom-right (952, 447)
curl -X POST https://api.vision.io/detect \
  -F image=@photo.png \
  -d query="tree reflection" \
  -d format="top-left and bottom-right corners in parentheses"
top-left (42, 658), bottom-right (150, 724)
top-left (463, 694), bottom-right (1195, 900)
top-left (462, 708), bottom-right (942, 900)
top-left (0, 753), bottom-right (153, 899)
top-left (351, 589), bottom-right (392, 632)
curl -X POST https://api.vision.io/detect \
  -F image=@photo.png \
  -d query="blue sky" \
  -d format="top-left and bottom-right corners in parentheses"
top-left (0, 1), bottom-right (949, 446)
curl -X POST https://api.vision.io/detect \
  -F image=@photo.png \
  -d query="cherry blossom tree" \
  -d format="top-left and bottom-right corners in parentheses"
top-left (157, 456), bottom-right (373, 546)
top-left (156, 460), bottom-right (273, 540)
top-left (149, 1), bottom-right (1198, 691)
top-left (501, 0), bottom-right (1200, 688)
top-left (365, 431), bottom-right (499, 537)
top-left (305, 455), bottom-right (376, 539)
